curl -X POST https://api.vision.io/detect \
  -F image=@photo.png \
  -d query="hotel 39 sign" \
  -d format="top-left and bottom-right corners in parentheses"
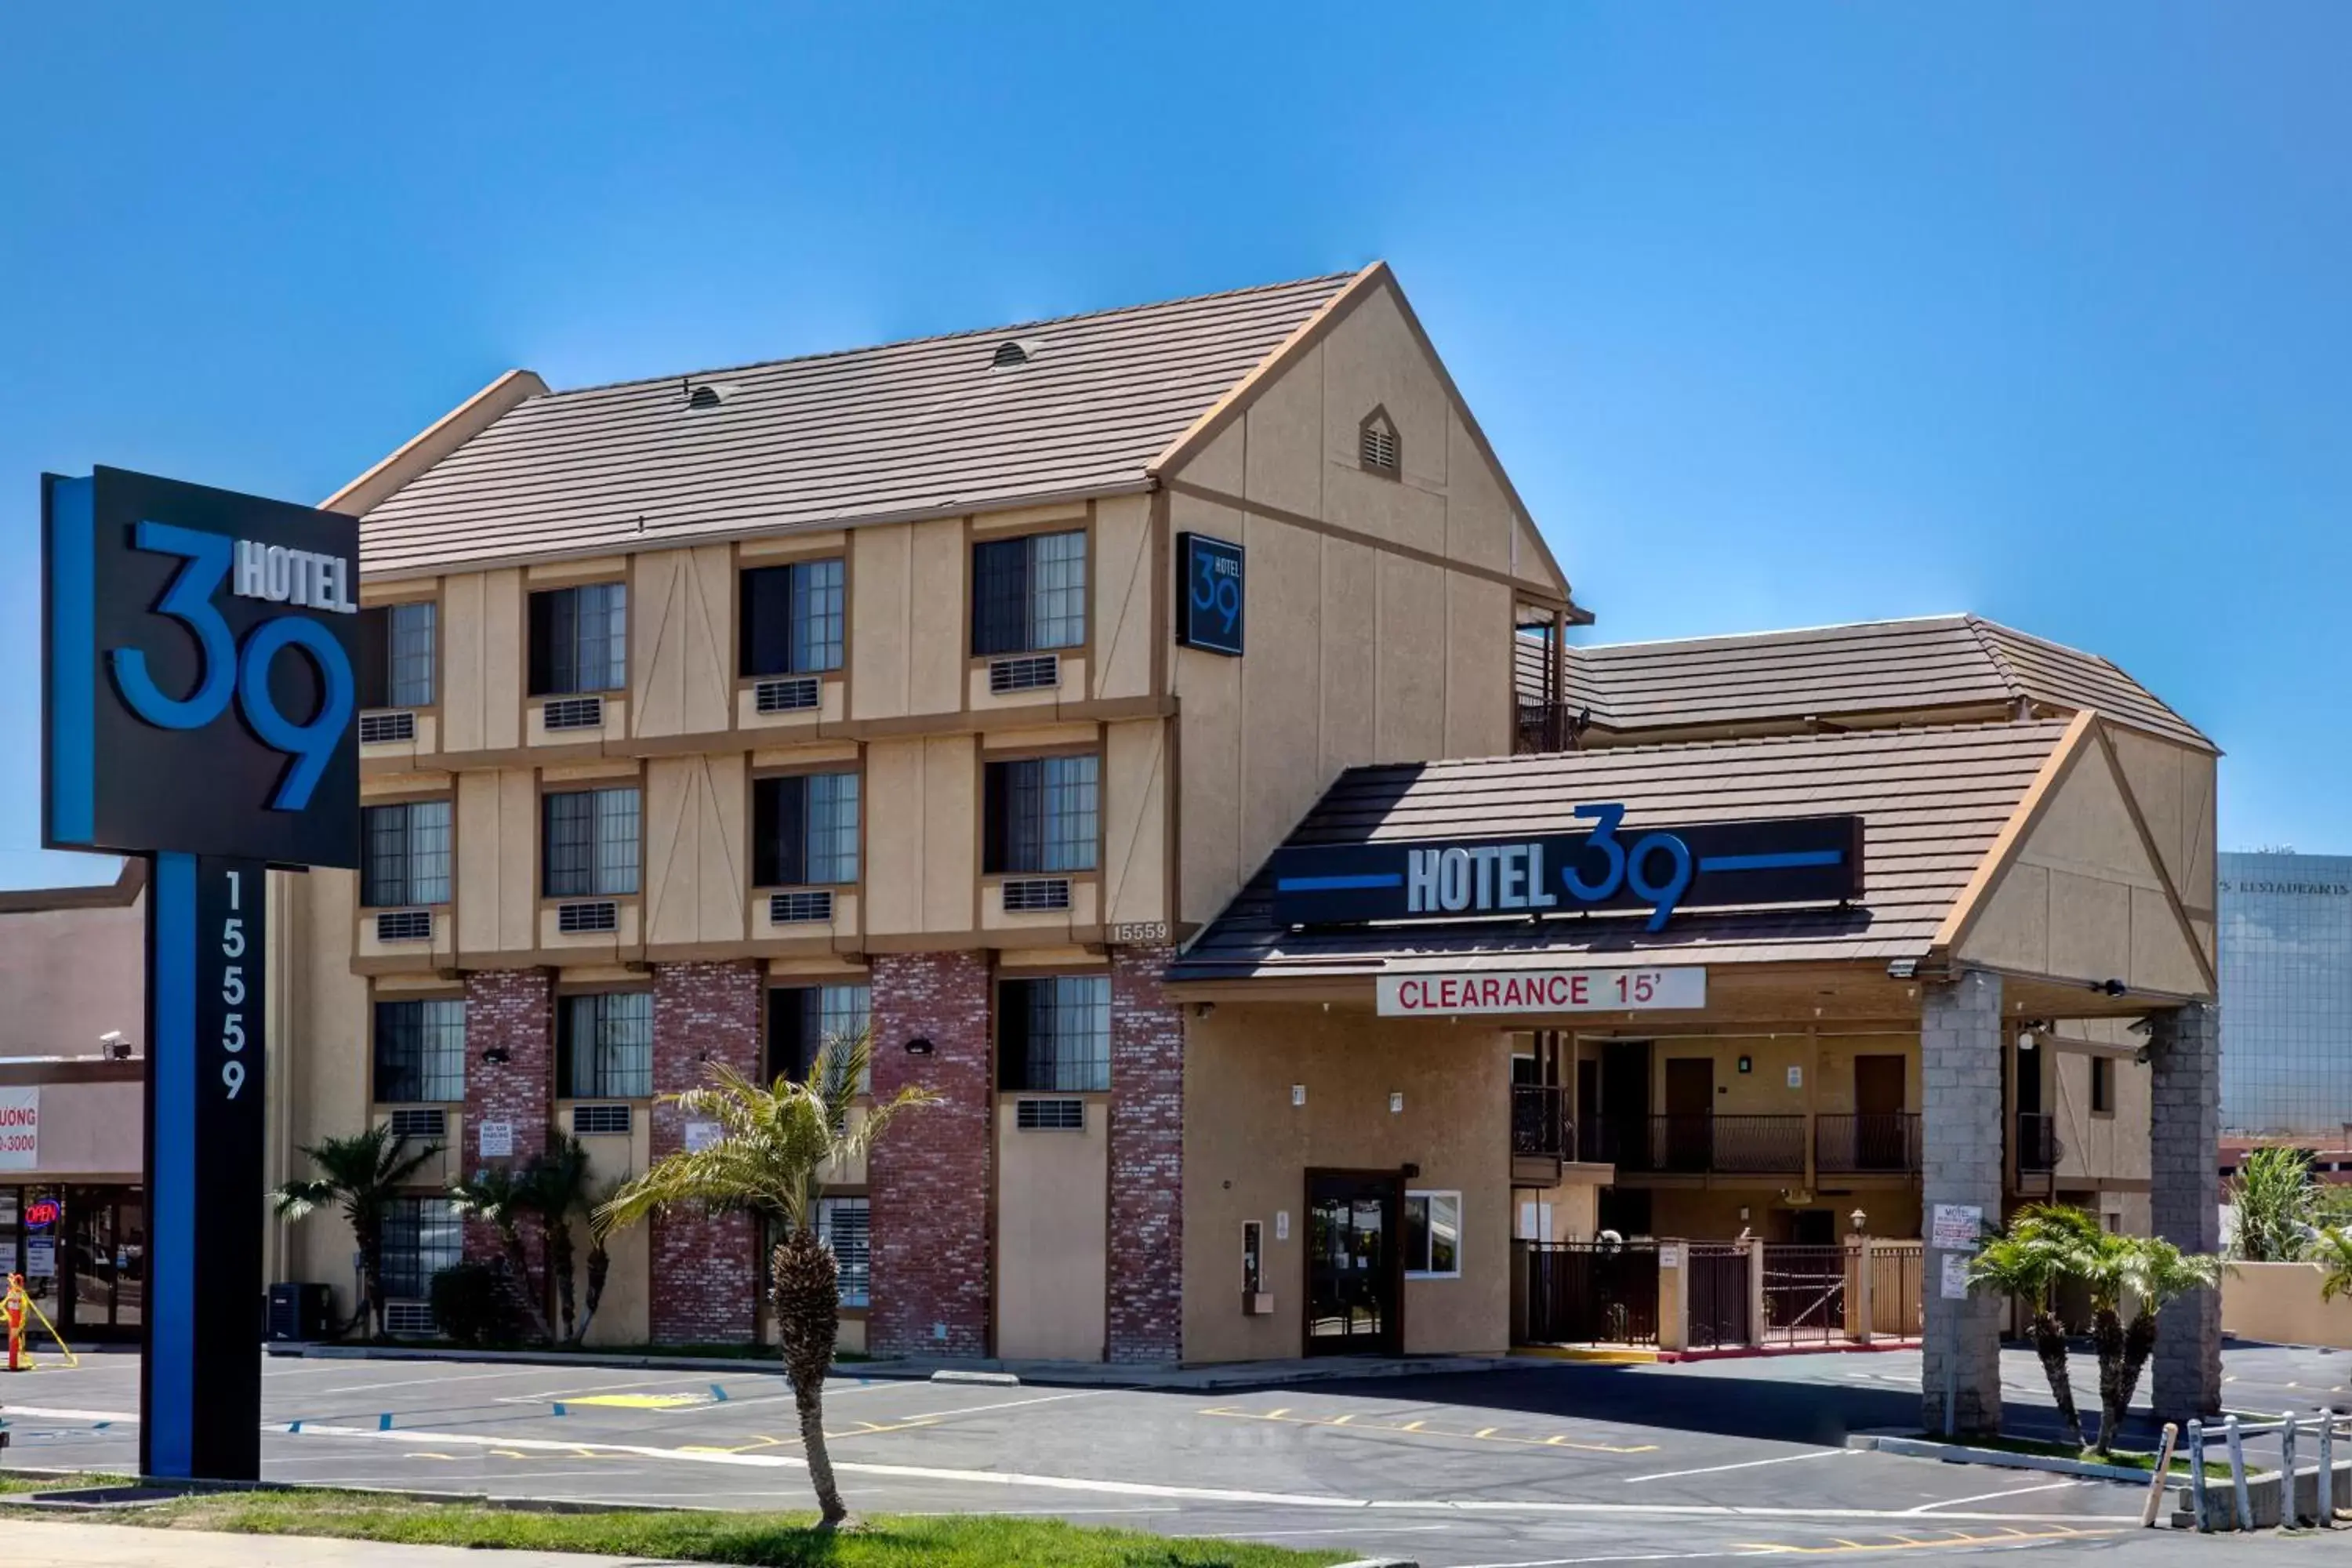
top-left (43, 465), bottom-right (359, 1486)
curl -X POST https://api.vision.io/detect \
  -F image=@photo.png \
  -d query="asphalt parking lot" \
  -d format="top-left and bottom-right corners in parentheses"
top-left (6, 1343), bottom-right (2345, 1565)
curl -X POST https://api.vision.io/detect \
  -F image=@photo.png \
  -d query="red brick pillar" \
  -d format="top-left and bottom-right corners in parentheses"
top-left (1108, 945), bottom-right (1185, 1363)
top-left (648, 960), bottom-right (763, 1345)
top-left (461, 968), bottom-right (553, 1267)
top-left (867, 950), bottom-right (992, 1357)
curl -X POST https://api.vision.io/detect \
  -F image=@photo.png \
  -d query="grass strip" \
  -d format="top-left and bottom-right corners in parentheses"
top-left (1, 1482), bottom-right (1348, 1567)
top-left (1908, 1431), bottom-right (2230, 1479)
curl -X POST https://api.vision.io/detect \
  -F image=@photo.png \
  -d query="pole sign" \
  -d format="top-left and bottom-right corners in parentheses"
top-left (43, 466), bottom-right (358, 1484)
top-left (1174, 532), bottom-right (1244, 656)
top-left (1270, 805), bottom-right (1863, 931)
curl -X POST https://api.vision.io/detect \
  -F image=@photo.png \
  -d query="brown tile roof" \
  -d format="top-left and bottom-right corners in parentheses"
top-left (1167, 719), bottom-right (2071, 982)
top-left (359, 271), bottom-right (1359, 576)
top-left (1514, 614), bottom-right (2211, 751)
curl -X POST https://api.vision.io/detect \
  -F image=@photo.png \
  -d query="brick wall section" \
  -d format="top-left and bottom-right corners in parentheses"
top-left (867, 950), bottom-right (992, 1357)
top-left (2150, 1001), bottom-right (2223, 1421)
top-left (1108, 944), bottom-right (1184, 1363)
top-left (1919, 970), bottom-right (2004, 1437)
top-left (461, 968), bottom-right (554, 1269)
top-left (647, 960), bottom-right (764, 1344)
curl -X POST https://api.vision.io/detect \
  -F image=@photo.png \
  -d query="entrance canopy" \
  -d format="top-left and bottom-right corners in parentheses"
top-left (1169, 711), bottom-right (2213, 1012)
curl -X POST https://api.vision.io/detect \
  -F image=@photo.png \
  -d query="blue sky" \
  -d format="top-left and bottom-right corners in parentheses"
top-left (3, 3), bottom-right (2345, 887)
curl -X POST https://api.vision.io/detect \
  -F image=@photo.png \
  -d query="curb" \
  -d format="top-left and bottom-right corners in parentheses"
top-left (1848, 1432), bottom-right (2169, 1483)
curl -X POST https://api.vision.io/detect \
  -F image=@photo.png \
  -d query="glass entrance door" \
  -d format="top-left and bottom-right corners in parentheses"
top-left (60, 1187), bottom-right (145, 1339)
top-left (1305, 1172), bottom-right (1402, 1356)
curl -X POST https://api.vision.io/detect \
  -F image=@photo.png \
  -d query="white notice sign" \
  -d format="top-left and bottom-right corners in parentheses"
top-left (1931, 1203), bottom-right (1984, 1253)
top-left (1940, 1253), bottom-right (1973, 1301)
top-left (27, 1237), bottom-right (56, 1277)
top-left (478, 1120), bottom-right (514, 1159)
top-left (0, 1087), bottom-right (36, 1171)
top-left (684, 1120), bottom-right (721, 1152)
top-left (1658, 1243), bottom-right (1684, 1269)
top-left (1377, 967), bottom-right (1705, 1017)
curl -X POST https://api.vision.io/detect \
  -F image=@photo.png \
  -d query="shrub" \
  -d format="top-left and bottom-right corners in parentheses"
top-left (430, 1261), bottom-right (521, 1348)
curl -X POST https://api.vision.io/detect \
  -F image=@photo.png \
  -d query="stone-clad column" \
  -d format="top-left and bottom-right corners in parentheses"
top-left (461, 968), bottom-right (554, 1269)
top-left (1920, 969), bottom-right (2004, 1437)
top-left (648, 960), bottom-right (763, 1344)
top-left (2150, 1002), bottom-right (2222, 1422)
top-left (866, 951), bottom-right (993, 1357)
top-left (1107, 945), bottom-right (1185, 1363)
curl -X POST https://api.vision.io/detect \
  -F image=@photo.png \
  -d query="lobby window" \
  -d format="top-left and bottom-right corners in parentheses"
top-left (753, 773), bottom-right (860, 887)
top-left (2091, 1056), bottom-right (2115, 1116)
top-left (1403, 1191), bottom-right (1462, 1279)
top-left (740, 559), bottom-right (844, 676)
top-left (971, 530), bottom-right (1086, 655)
top-left (558, 992), bottom-right (653, 1099)
top-left (528, 582), bottom-right (629, 695)
top-left (817, 1196), bottom-right (871, 1307)
top-left (358, 601), bottom-right (437, 709)
top-left (361, 800), bottom-right (452, 909)
top-left (543, 787), bottom-right (641, 897)
top-left (998, 975), bottom-right (1110, 1092)
top-left (373, 998), bottom-right (466, 1103)
top-left (379, 1196), bottom-right (463, 1300)
top-left (982, 756), bottom-right (1098, 874)
top-left (770, 984), bottom-right (872, 1090)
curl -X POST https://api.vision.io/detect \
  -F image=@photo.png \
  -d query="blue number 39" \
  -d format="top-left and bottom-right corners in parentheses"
top-left (110, 521), bottom-right (354, 811)
top-left (1191, 550), bottom-right (1240, 634)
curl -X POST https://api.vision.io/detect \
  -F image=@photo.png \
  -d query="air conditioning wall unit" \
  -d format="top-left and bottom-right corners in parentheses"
top-left (543, 695), bottom-right (605, 731)
top-left (557, 900), bottom-right (619, 934)
top-left (1001, 877), bottom-right (1072, 913)
top-left (987, 654), bottom-right (1060, 695)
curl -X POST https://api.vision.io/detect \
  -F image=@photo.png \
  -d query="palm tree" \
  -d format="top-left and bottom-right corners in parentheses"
top-left (449, 1163), bottom-right (554, 1345)
top-left (573, 1174), bottom-right (630, 1346)
top-left (524, 1134), bottom-right (596, 1345)
top-left (2097, 1236), bottom-right (2226, 1456)
top-left (2315, 1225), bottom-right (2352, 1303)
top-left (1967, 1205), bottom-right (2092, 1449)
top-left (273, 1123), bottom-right (445, 1341)
top-left (2229, 1146), bottom-right (2315, 1261)
top-left (597, 1029), bottom-right (932, 1530)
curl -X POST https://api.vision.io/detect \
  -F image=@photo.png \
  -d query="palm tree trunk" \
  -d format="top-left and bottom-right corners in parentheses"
top-left (2028, 1311), bottom-right (2085, 1450)
top-left (2107, 1310), bottom-right (2159, 1452)
top-left (771, 1229), bottom-right (848, 1526)
top-left (2091, 1308), bottom-right (2127, 1455)
top-left (794, 1371), bottom-right (849, 1528)
top-left (497, 1224), bottom-right (554, 1345)
top-left (572, 1241), bottom-right (610, 1347)
top-left (550, 1219), bottom-right (578, 1344)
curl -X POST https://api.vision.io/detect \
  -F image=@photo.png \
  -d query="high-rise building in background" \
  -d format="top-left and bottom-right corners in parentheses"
top-left (2220, 850), bottom-right (2352, 1138)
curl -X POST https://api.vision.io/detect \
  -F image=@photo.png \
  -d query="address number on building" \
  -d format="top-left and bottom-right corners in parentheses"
top-left (1109, 921), bottom-right (1170, 945)
top-left (1376, 967), bottom-right (1706, 1017)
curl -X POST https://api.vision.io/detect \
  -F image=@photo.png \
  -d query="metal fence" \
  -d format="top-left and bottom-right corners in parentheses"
top-left (1519, 1240), bottom-right (1660, 1345)
top-left (1868, 1241), bottom-right (1923, 1338)
top-left (1685, 1243), bottom-right (1751, 1349)
top-left (1511, 1083), bottom-right (1571, 1158)
top-left (1762, 1244), bottom-right (1849, 1345)
top-left (1814, 1112), bottom-right (1922, 1173)
top-left (1587, 1114), bottom-right (1807, 1174)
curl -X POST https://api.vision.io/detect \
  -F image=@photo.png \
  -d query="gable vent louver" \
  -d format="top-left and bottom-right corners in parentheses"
top-left (990, 340), bottom-right (1030, 368)
top-left (684, 379), bottom-right (741, 409)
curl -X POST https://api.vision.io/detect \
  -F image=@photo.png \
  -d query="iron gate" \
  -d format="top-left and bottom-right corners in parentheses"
top-left (1686, 1243), bottom-right (1751, 1348)
top-left (1762, 1244), bottom-right (1849, 1345)
top-left (1519, 1240), bottom-right (1660, 1345)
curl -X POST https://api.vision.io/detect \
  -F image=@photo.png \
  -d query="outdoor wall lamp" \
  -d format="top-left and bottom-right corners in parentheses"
top-left (904, 1036), bottom-right (934, 1056)
top-left (481, 1046), bottom-right (511, 1065)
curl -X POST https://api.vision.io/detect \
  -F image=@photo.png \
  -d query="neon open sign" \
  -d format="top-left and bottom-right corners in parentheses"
top-left (24, 1200), bottom-right (61, 1229)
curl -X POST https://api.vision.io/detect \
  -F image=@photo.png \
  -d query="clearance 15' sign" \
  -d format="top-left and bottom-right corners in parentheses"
top-left (1378, 967), bottom-right (1706, 1017)
top-left (42, 465), bottom-right (359, 1487)
top-left (1269, 805), bottom-right (1864, 931)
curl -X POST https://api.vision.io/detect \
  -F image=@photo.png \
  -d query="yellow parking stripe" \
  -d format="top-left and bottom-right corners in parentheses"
top-left (1199, 1406), bottom-right (1657, 1454)
top-left (1736, 1526), bottom-right (2122, 1555)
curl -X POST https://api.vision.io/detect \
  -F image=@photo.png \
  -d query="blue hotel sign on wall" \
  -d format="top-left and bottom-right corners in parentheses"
top-left (43, 465), bottom-right (358, 1486)
top-left (1175, 532), bottom-right (1244, 656)
top-left (1270, 804), bottom-right (1864, 931)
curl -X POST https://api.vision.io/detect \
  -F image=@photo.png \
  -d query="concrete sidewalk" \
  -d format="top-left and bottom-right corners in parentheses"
top-left (2, 1519), bottom-right (677, 1568)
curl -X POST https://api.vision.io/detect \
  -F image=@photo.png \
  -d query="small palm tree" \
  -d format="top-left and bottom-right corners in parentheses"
top-left (273, 1124), bottom-right (445, 1341)
top-left (2229, 1147), bottom-right (2315, 1261)
top-left (2315, 1226), bottom-right (2352, 1302)
top-left (450, 1163), bottom-right (554, 1345)
top-left (2099, 1236), bottom-right (2226, 1455)
top-left (1967, 1205), bottom-right (2092, 1448)
top-left (597, 1029), bottom-right (932, 1530)
top-left (525, 1134), bottom-right (596, 1345)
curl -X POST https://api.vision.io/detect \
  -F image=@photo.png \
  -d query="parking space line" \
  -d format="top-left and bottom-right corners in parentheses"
top-left (1200, 1405), bottom-right (1659, 1454)
top-left (1625, 1450), bottom-right (1853, 1483)
top-left (1899, 1480), bottom-right (2085, 1513)
top-left (904, 1390), bottom-right (1105, 1421)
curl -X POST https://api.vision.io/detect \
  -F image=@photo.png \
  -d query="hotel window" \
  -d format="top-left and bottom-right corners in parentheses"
top-left (740, 559), bottom-right (845, 676)
top-left (817, 1196), bottom-right (870, 1307)
top-left (528, 582), bottom-right (629, 695)
top-left (971, 530), bottom-right (1086, 655)
top-left (379, 1196), bottom-right (464, 1300)
top-left (770, 984), bottom-right (872, 1090)
top-left (373, 998), bottom-right (466, 1103)
top-left (2091, 1056), bottom-right (2115, 1116)
top-left (753, 773), bottom-right (860, 887)
top-left (982, 756), bottom-right (1098, 874)
top-left (558, 992), bottom-right (653, 1099)
top-left (361, 800), bottom-right (452, 908)
top-left (997, 975), bottom-right (1111, 1092)
top-left (543, 787), bottom-right (641, 897)
top-left (1403, 1191), bottom-right (1463, 1279)
top-left (358, 601), bottom-right (437, 709)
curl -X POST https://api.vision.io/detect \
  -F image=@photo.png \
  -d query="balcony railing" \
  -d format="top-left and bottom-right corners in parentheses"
top-left (1814, 1112), bottom-right (1923, 1174)
top-left (1580, 1114), bottom-right (1807, 1174)
top-left (1512, 1084), bottom-right (1573, 1159)
top-left (2016, 1112), bottom-right (2057, 1174)
top-left (1515, 702), bottom-right (1577, 755)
